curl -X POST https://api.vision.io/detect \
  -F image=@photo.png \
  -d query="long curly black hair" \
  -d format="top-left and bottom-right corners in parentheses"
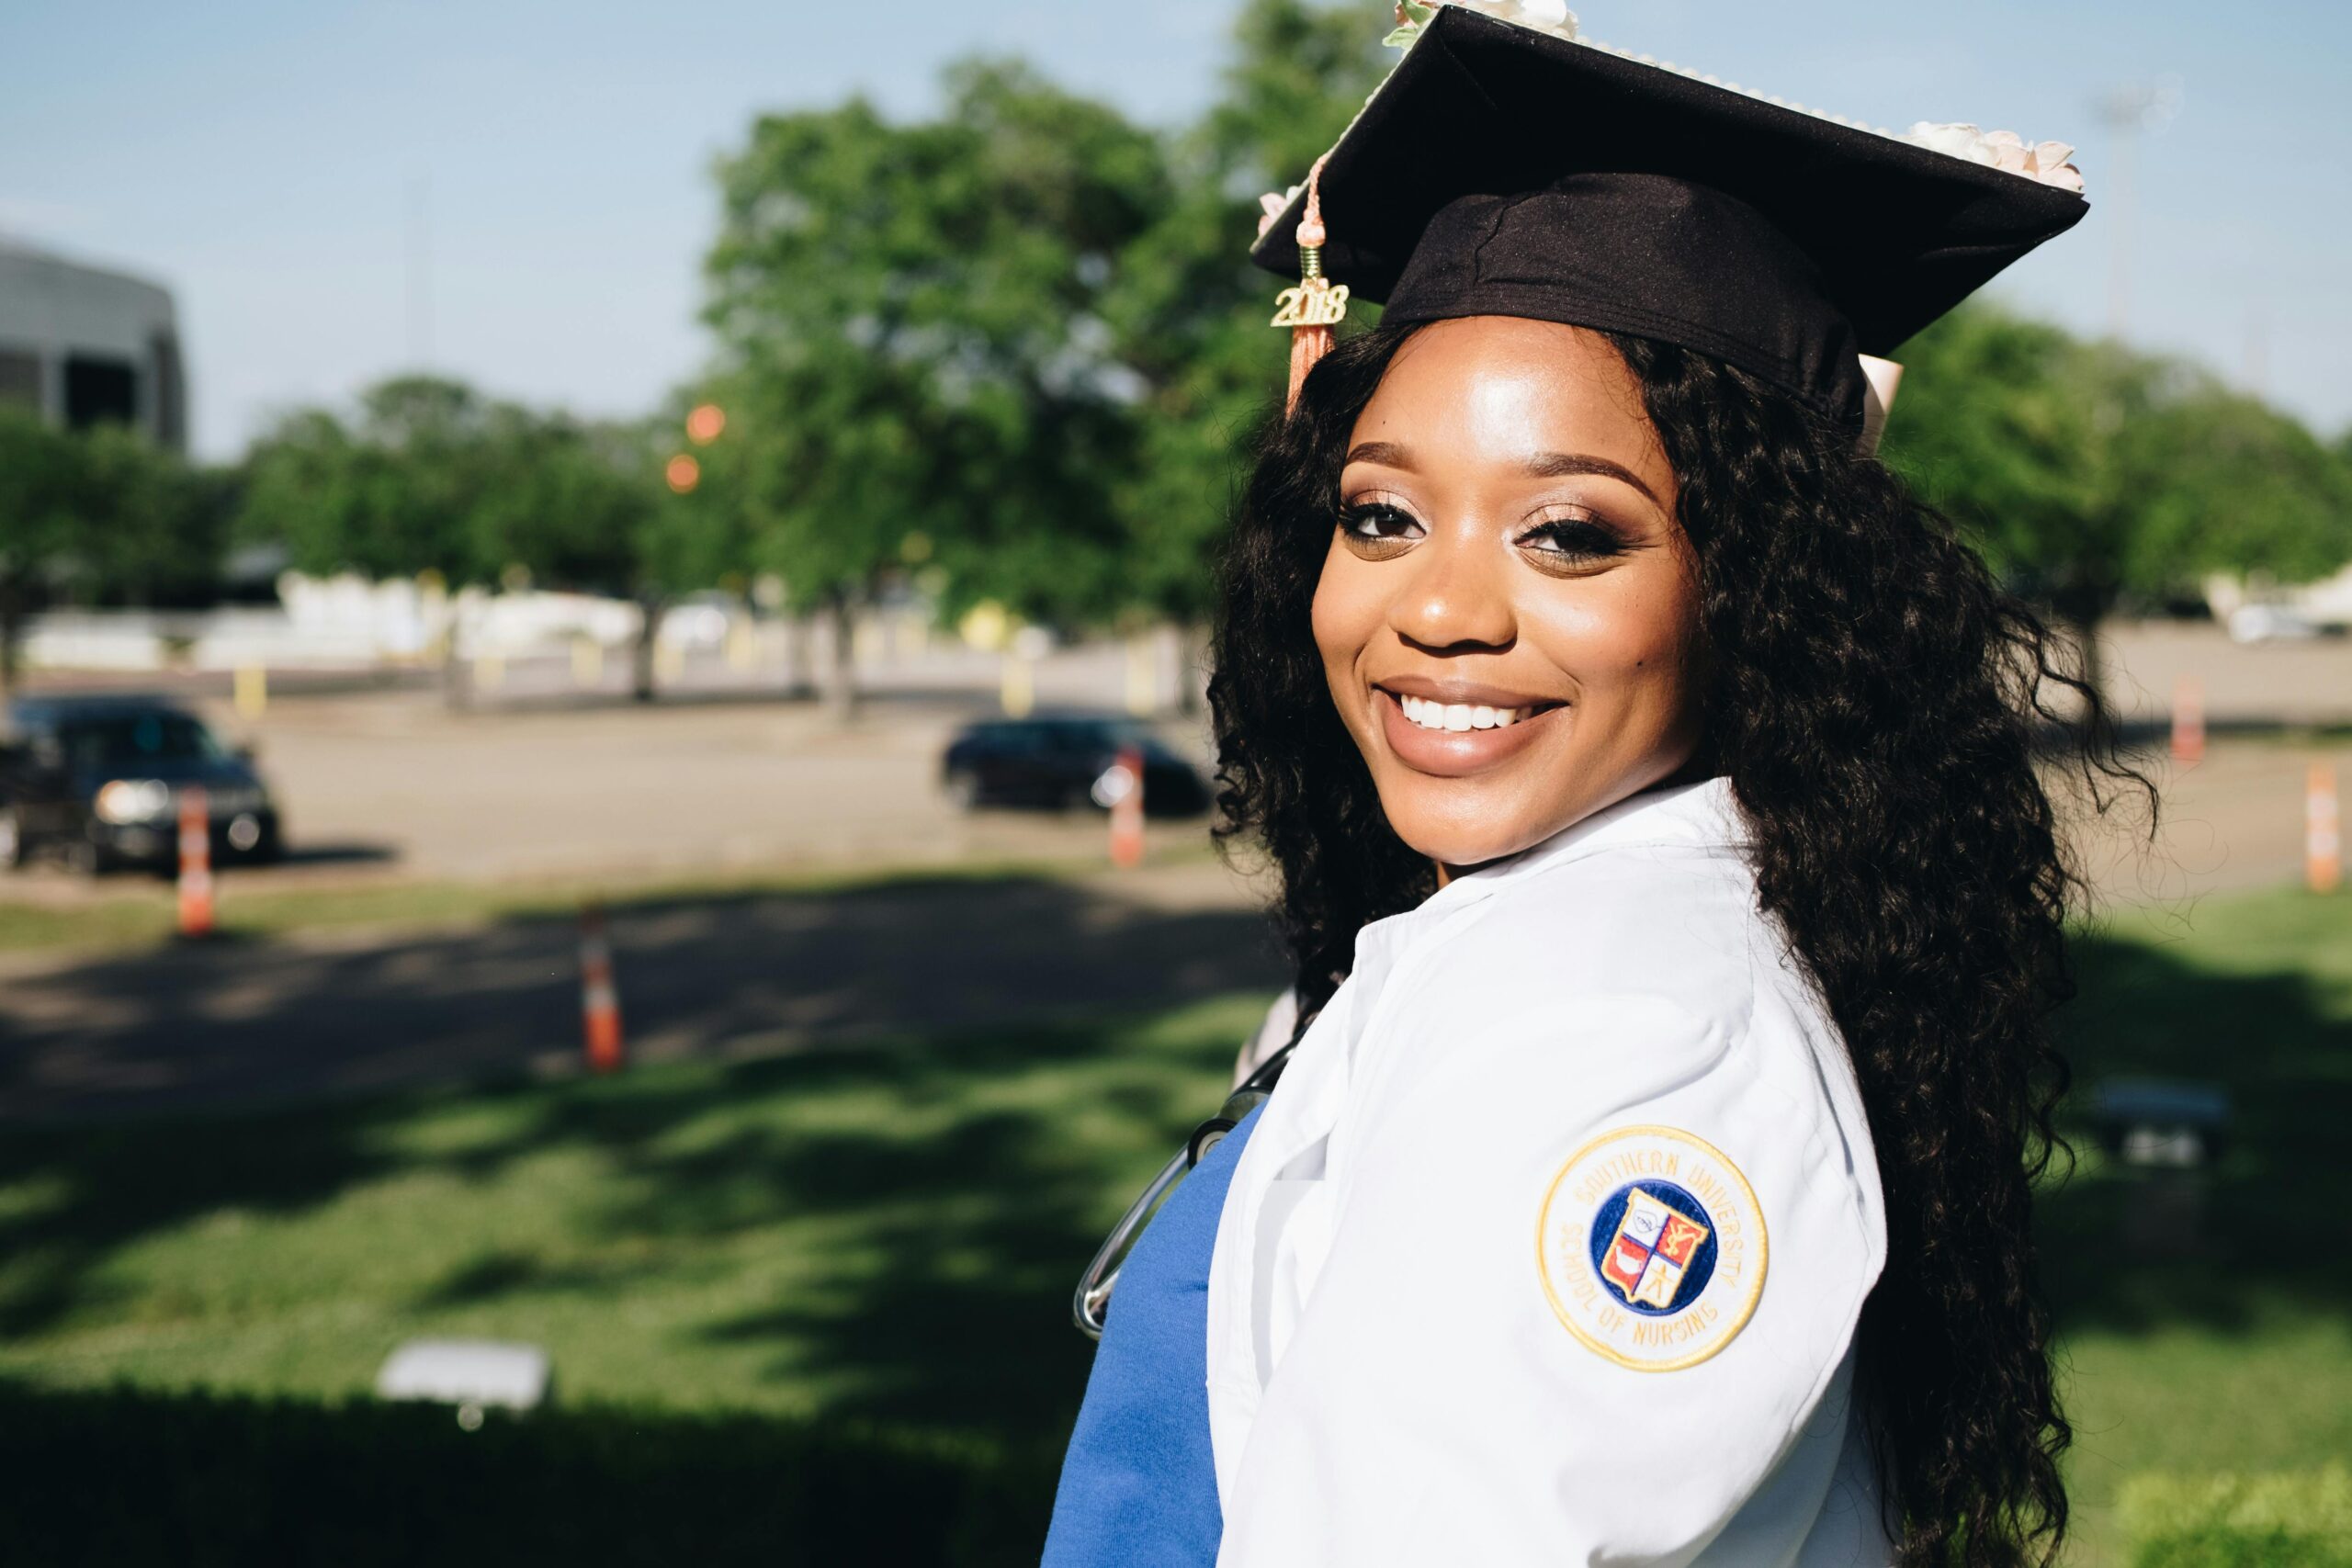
top-left (1207, 321), bottom-right (2145, 1567)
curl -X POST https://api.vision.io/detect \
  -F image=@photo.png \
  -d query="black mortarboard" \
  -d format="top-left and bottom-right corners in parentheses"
top-left (1250, 6), bottom-right (2088, 430)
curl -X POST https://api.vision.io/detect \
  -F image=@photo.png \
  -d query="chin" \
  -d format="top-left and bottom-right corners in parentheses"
top-left (1377, 782), bottom-right (1567, 872)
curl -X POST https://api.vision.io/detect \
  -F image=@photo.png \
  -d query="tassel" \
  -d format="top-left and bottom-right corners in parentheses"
top-left (1287, 320), bottom-right (1335, 412)
top-left (1273, 155), bottom-right (1348, 414)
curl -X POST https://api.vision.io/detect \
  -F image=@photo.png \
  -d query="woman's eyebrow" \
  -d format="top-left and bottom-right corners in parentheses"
top-left (1344, 440), bottom-right (1660, 506)
top-left (1520, 451), bottom-right (1661, 504)
top-left (1344, 440), bottom-right (1413, 468)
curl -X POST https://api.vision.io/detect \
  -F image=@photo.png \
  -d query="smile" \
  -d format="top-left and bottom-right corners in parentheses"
top-left (1396, 694), bottom-right (1537, 732)
top-left (1372, 685), bottom-right (1566, 779)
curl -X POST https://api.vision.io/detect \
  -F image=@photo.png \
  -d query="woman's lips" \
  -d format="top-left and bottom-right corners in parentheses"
top-left (1374, 686), bottom-right (1562, 777)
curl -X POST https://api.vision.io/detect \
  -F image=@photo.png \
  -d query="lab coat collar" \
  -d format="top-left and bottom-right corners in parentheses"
top-left (1389, 774), bottom-right (1747, 935)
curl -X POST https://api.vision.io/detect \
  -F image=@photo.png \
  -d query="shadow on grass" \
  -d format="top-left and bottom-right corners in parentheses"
top-left (2040, 916), bottom-right (2352, 1337)
top-left (0, 984), bottom-right (1243, 1449)
top-left (0, 869), bottom-right (1281, 1118)
top-left (1, 880), bottom-right (2339, 1477)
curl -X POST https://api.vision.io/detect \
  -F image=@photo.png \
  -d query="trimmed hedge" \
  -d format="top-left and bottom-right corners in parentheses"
top-left (0, 1381), bottom-right (1057, 1566)
top-left (2122, 1467), bottom-right (2352, 1568)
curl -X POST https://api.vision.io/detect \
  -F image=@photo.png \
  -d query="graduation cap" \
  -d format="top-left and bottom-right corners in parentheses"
top-left (1250, 5), bottom-right (2088, 446)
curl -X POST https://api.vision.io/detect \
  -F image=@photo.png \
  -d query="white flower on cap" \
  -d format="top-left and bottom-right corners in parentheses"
top-left (1387, 0), bottom-right (1577, 50)
top-left (1462, 0), bottom-right (1578, 35)
top-left (1901, 122), bottom-right (2085, 194)
top-left (1257, 182), bottom-right (1306, 239)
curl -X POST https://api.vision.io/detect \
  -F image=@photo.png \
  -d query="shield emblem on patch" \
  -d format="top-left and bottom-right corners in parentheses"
top-left (1599, 1188), bottom-right (1711, 1311)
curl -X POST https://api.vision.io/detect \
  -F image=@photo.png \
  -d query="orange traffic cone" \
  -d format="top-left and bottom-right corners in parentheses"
top-left (176, 786), bottom-right (215, 939)
top-left (580, 903), bottom-right (626, 1072)
top-left (1108, 745), bottom-right (1145, 870)
top-left (2169, 675), bottom-right (2205, 766)
top-left (2309, 762), bottom-right (2342, 895)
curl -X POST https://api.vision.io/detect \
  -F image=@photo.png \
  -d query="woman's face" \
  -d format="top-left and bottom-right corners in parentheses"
top-left (1312, 317), bottom-right (1705, 871)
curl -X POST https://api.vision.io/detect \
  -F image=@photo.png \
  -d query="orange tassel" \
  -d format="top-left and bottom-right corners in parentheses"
top-left (1274, 154), bottom-right (1346, 414)
top-left (1286, 321), bottom-right (1335, 412)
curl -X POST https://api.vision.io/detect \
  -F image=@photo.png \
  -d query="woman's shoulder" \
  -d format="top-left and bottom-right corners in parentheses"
top-left (1425, 838), bottom-right (1773, 1035)
top-left (1374, 839), bottom-right (1869, 1204)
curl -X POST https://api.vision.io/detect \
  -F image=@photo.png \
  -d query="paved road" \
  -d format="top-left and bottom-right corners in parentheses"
top-left (0, 860), bottom-right (1287, 1120)
top-left (1, 621), bottom-right (2341, 1121)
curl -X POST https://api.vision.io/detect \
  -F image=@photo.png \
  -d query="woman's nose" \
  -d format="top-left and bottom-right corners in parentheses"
top-left (1386, 528), bottom-right (1517, 651)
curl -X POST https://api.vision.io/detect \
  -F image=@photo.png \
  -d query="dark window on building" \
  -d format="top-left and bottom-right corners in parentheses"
top-left (149, 330), bottom-right (187, 452)
top-left (0, 345), bottom-right (39, 412)
top-left (64, 353), bottom-right (138, 430)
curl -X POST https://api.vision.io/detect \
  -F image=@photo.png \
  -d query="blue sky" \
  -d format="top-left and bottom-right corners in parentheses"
top-left (3, 0), bottom-right (2345, 459)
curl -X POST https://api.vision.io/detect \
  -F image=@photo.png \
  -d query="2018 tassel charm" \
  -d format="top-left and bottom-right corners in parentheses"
top-left (1272, 155), bottom-right (1348, 413)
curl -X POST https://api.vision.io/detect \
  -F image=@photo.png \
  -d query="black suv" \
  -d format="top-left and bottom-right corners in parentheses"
top-left (0, 695), bottom-right (283, 874)
top-left (941, 716), bottom-right (1210, 816)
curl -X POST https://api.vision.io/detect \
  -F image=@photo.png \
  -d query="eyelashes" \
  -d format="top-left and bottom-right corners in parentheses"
top-left (1517, 518), bottom-right (1629, 562)
top-left (1335, 498), bottom-right (1629, 564)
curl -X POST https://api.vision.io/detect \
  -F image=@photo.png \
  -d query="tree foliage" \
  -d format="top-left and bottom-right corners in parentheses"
top-left (236, 377), bottom-right (667, 600)
top-left (701, 61), bottom-right (1169, 627)
top-left (1886, 307), bottom-right (2352, 631)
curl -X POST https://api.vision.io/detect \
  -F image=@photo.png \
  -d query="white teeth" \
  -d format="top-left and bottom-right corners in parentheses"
top-left (1395, 694), bottom-right (1534, 731)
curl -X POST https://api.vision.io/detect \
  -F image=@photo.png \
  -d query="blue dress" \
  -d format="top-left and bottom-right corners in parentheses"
top-left (1041, 1107), bottom-right (1262, 1566)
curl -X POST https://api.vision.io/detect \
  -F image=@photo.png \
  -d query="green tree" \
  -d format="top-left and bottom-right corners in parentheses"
top-left (237, 378), bottom-right (700, 702)
top-left (239, 377), bottom-right (499, 588)
top-left (0, 410), bottom-right (85, 689)
top-left (0, 410), bottom-right (229, 689)
top-left (1885, 306), bottom-right (2352, 691)
top-left (702, 60), bottom-right (1169, 714)
top-left (1102, 0), bottom-right (1393, 625)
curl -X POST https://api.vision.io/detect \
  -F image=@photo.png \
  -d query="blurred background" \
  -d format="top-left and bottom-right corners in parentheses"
top-left (0, 2), bottom-right (2346, 1562)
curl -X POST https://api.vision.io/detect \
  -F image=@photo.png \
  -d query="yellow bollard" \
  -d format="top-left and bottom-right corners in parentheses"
top-left (727, 622), bottom-right (757, 673)
top-left (475, 653), bottom-right (504, 692)
top-left (655, 639), bottom-right (686, 684)
top-left (571, 639), bottom-right (604, 687)
top-left (1001, 652), bottom-right (1035, 718)
top-left (232, 664), bottom-right (267, 720)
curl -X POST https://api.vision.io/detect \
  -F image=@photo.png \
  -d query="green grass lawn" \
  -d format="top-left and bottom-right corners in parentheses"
top-left (0, 884), bottom-right (2345, 1562)
top-left (2043, 887), bottom-right (2352, 1562)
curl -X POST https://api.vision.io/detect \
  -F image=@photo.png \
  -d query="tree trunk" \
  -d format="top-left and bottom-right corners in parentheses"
top-left (785, 613), bottom-right (816, 700)
top-left (633, 596), bottom-right (664, 704)
top-left (2043, 573), bottom-right (2120, 742)
top-left (440, 612), bottom-right (469, 711)
top-left (1176, 621), bottom-right (1210, 717)
top-left (823, 592), bottom-right (860, 723)
top-left (0, 578), bottom-right (22, 697)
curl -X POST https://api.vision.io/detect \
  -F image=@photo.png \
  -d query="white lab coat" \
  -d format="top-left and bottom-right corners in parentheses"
top-left (1206, 777), bottom-right (1894, 1566)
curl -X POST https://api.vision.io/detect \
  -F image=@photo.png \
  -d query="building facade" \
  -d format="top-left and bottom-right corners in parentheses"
top-left (0, 238), bottom-right (187, 454)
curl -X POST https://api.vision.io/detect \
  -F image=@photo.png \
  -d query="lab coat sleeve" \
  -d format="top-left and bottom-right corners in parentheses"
top-left (1215, 981), bottom-right (1882, 1567)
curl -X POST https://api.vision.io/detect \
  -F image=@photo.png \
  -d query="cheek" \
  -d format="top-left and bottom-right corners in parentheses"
top-left (1309, 540), bottom-right (1384, 680)
top-left (1524, 571), bottom-right (1702, 703)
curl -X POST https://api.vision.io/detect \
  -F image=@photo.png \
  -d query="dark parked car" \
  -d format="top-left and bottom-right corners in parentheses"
top-left (0, 695), bottom-right (283, 874)
top-left (941, 716), bottom-right (1211, 817)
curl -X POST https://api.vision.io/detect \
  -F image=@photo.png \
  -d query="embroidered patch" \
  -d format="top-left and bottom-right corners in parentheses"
top-left (1535, 1124), bottom-right (1767, 1371)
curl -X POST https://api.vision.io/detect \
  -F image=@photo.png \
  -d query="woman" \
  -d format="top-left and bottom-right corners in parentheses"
top-left (1047, 8), bottom-right (2134, 1565)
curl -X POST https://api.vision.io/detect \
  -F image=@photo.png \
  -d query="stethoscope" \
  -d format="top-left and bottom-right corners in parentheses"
top-left (1069, 1041), bottom-right (1296, 1340)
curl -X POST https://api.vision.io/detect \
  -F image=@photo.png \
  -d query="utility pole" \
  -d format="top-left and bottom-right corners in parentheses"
top-left (2093, 78), bottom-right (2182, 343)
top-left (405, 173), bottom-right (435, 368)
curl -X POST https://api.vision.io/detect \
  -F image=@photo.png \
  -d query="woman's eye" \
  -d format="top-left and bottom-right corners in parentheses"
top-left (1338, 502), bottom-right (1424, 544)
top-left (1517, 517), bottom-right (1625, 562)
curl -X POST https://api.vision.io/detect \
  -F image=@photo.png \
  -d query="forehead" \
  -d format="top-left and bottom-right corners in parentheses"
top-left (1350, 318), bottom-right (1665, 479)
